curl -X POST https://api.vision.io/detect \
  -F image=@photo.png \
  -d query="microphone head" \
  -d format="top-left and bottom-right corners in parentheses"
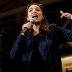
top-left (30, 18), bottom-right (35, 24)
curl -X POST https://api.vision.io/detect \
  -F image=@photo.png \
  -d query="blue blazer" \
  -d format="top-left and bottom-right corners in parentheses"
top-left (9, 24), bottom-right (72, 72)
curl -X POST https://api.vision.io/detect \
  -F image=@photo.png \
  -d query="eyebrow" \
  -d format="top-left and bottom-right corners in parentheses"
top-left (29, 7), bottom-right (40, 10)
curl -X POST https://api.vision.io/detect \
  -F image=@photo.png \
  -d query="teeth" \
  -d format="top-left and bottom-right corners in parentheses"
top-left (32, 16), bottom-right (38, 18)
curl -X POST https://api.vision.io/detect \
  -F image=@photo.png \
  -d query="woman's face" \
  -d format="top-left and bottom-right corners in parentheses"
top-left (27, 4), bottom-right (44, 23)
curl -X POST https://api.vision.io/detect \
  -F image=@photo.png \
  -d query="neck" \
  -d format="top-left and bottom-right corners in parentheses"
top-left (33, 24), bottom-right (41, 36)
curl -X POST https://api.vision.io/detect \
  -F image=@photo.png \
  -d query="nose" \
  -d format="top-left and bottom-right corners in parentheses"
top-left (32, 9), bottom-right (37, 13)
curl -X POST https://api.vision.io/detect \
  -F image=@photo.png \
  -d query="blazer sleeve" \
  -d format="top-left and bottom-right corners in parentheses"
top-left (49, 23), bottom-right (72, 41)
top-left (62, 28), bottom-right (72, 41)
top-left (55, 22), bottom-right (72, 41)
top-left (61, 20), bottom-right (72, 41)
top-left (9, 33), bottom-right (26, 59)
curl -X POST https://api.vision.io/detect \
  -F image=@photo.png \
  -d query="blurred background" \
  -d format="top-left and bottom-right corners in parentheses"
top-left (0, 0), bottom-right (72, 72)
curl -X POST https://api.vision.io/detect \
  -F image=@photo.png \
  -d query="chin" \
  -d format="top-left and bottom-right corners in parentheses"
top-left (35, 21), bottom-right (41, 25)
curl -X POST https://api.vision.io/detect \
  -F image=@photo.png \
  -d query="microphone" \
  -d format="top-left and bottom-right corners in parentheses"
top-left (21, 18), bottom-right (35, 35)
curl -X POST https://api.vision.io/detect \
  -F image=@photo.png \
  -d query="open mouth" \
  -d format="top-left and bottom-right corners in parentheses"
top-left (32, 16), bottom-right (38, 18)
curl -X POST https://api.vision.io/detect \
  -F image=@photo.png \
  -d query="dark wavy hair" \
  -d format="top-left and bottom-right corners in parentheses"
top-left (24, 3), bottom-right (50, 32)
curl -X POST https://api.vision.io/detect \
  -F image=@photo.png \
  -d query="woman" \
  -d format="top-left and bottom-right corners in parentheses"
top-left (9, 3), bottom-right (72, 72)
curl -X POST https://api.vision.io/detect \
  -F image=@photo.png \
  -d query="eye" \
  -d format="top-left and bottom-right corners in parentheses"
top-left (36, 9), bottom-right (40, 11)
top-left (28, 9), bottom-right (32, 12)
top-left (36, 8), bottom-right (41, 11)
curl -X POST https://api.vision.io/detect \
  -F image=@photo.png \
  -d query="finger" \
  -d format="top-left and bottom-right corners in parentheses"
top-left (60, 10), bottom-right (64, 14)
top-left (60, 10), bottom-right (64, 18)
top-left (60, 13), bottom-right (69, 18)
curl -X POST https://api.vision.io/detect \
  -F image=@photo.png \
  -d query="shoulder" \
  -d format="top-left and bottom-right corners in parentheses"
top-left (48, 24), bottom-right (65, 41)
top-left (48, 24), bottom-right (62, 31)
top-left (48, 24), bottom-right (64, 37)
top-left (48, 24), bottom-right (57, 30)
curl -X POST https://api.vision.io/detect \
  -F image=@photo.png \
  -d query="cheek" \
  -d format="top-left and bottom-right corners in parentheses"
top-left (39, 13), bottom-right (44, 19)
top-left (27, 14), bottom-right (31, 20)
top-left (39, 15), bottom-right (44, 20)
top-left (27, 16), bottom-right (29, 21)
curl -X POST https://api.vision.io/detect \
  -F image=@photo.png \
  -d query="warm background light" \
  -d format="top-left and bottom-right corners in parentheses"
top-left (61, 55), bottom-right (72, 72)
